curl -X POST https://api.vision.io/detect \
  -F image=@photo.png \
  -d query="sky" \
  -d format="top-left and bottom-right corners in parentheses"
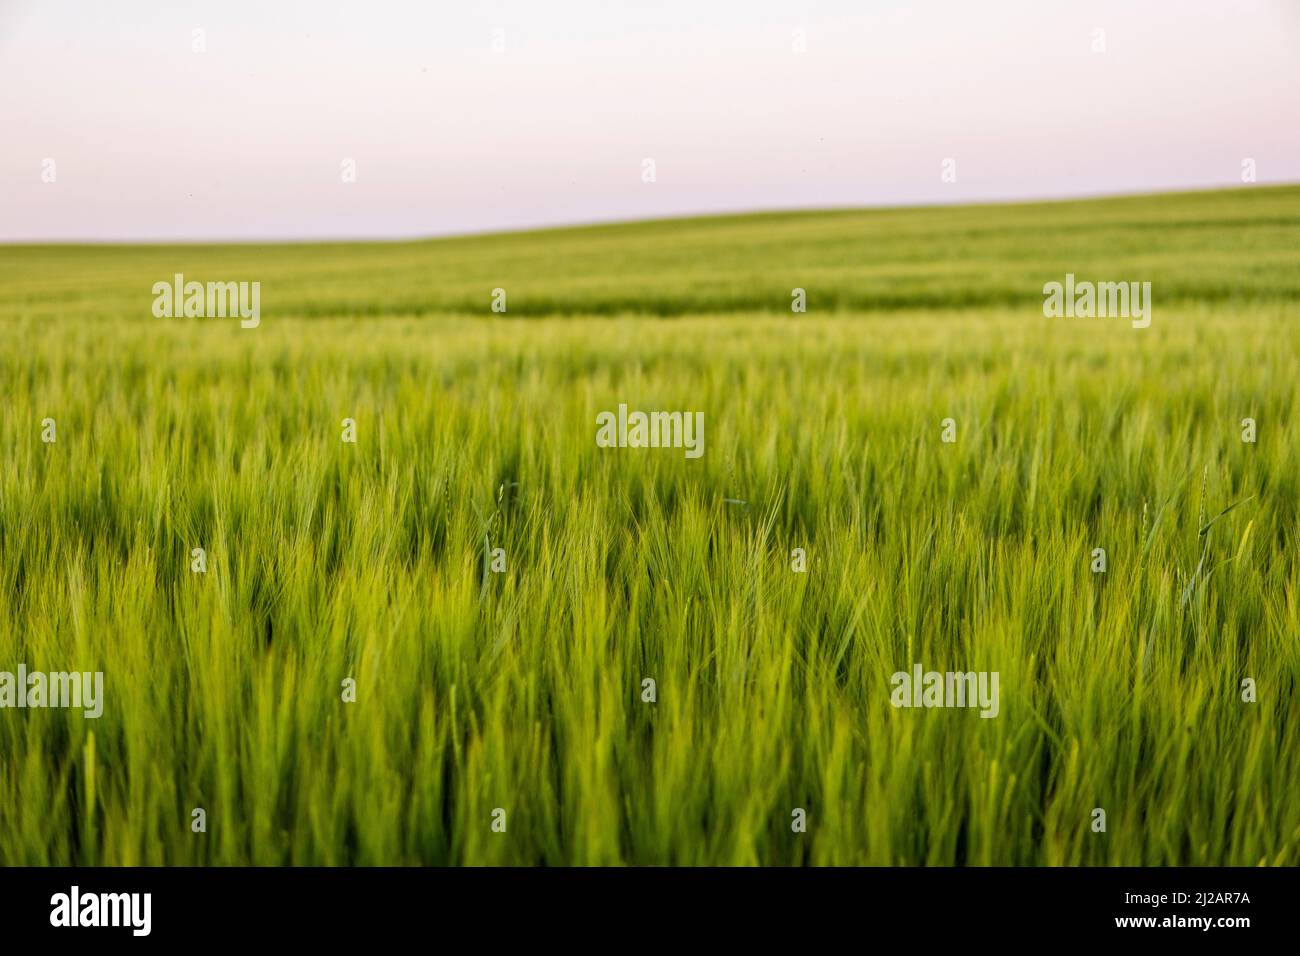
top-left (2, 0), bottom-right (1299, 241)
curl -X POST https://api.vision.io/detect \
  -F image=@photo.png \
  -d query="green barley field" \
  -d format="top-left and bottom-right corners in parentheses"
top-left (1, 185), bottom-right (1298, 866)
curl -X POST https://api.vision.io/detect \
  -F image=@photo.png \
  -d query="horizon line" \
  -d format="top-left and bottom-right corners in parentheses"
top-left (4, 180), bottom-right (1295, 249)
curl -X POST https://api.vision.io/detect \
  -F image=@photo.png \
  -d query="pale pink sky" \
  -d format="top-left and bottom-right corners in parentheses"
top-left (2, 0), bottom-right (1298, 241)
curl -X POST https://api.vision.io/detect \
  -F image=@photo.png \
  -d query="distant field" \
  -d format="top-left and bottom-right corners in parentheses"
top-left (1, 186), bottom-right (1298, 865)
